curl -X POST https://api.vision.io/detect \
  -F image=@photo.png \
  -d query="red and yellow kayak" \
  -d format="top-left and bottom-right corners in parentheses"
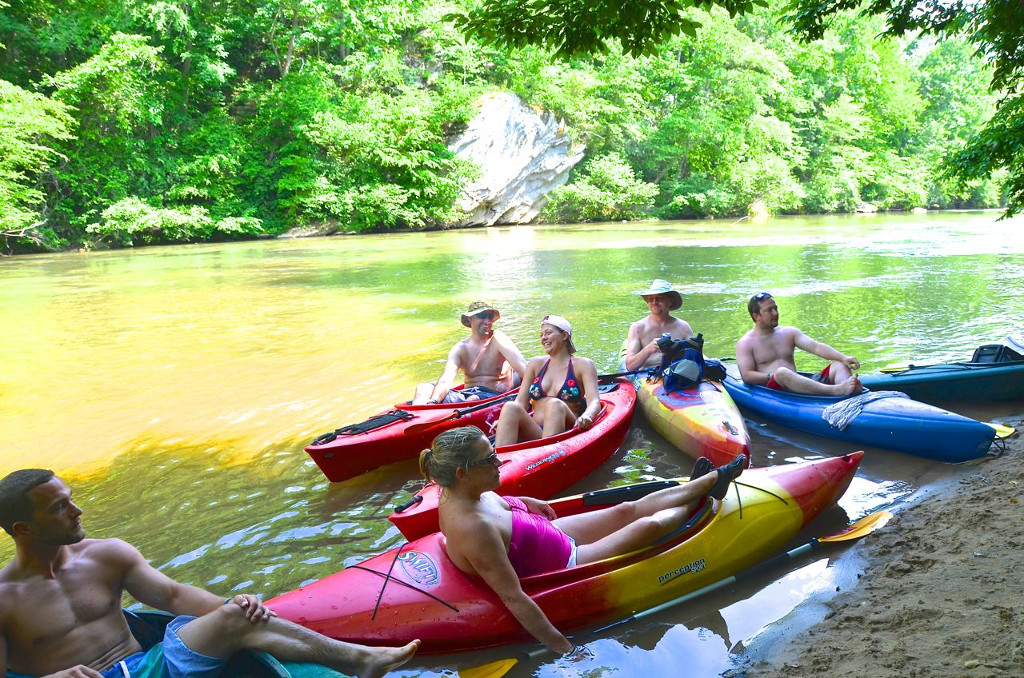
top-left (267, 452), bottom-right (863, 653)
top-left (305, 386), bottom-right (515, 482)
top-left (388, 380), bottom-right (637, 540)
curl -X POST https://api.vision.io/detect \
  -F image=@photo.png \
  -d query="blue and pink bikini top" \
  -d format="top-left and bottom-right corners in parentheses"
top-left (527, 358), bottom-right (585, 414)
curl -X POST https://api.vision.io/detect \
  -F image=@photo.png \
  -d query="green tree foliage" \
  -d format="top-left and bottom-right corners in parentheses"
top-left (787, 0), bottom-right (1024, 215)
top-left (543, 153), bottom-right (658, 221)
top-left (0, 79), bottom-right (74, 251)
top-left (86, 197), bottom-right (262, 246)
top-left (0, 0), bottom-right (1005, 251)
top-left (448, 0), bottom-right (769, 58)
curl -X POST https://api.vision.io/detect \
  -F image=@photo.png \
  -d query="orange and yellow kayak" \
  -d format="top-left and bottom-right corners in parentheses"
top-left (266, 452), bottom-right (863, 653)
top-left (621, 343), bottom-right (750, 466)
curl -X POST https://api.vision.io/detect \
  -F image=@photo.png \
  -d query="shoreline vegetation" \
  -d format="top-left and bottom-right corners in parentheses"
top-left (0, 1), bottom-right (1007, 255)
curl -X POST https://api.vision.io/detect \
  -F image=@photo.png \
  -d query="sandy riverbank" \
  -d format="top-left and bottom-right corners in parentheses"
top-left (742, 415), bottom-right (1024, 678)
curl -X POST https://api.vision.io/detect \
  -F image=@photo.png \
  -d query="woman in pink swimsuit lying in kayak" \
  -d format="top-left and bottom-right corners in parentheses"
top-left (420, 426), bottom-right (746, 655)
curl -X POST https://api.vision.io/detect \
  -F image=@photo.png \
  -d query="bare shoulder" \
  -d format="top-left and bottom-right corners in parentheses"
top-left (776, 326), bottom-right (805, 342)
top-left (574, 356), bottom-right (598, 374)
top-left (670, 317), bottom-right (693, 333)
top-left (83, 536), bottom-right (141, 558)
top-left (444, 503), bottom-right (498, 544)
top-left (491, 330), bottom-right (520, 351)
top-left (736, 329), bottom-right (757, 348)
top-left (73, 538), bottom-right (148, 575)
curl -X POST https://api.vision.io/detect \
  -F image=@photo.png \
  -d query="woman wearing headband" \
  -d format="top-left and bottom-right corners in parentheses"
top-left (494, 315), bottom-right (602, 446)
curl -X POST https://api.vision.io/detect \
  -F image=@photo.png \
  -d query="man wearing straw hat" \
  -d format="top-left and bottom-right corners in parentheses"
top-left (623, 280), bottom-right (694, 371)
top-left (412, 301), bottom-right (526, 405)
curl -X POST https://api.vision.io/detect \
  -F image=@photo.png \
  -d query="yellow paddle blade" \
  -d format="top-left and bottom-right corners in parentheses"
top-left (458, 658), bottom-right (518, 678)
top-left (878, 361), bottom-right (940, 373)
top-left (986, 422), bottom-right (1016, 439)
top-left (818, 511), bottom-right (892, 543)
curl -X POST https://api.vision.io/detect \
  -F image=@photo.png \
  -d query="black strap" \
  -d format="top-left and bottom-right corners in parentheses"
top-left (311, 409), bottom-right (415, 446)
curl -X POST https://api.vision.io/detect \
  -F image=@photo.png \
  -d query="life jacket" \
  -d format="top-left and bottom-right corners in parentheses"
top-left (658, 333), bottom-right (706, 391)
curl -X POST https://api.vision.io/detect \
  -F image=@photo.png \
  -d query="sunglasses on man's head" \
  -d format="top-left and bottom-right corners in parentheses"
top-left (753, 292), bottom-right (772, 301)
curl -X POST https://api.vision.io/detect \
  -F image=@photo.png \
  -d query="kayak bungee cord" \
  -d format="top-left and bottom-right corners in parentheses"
top-left (368, 541), bottom-right (409, 620)
top-left (347, 563), bottom-right (460, 612)
top-left (731, 478), bottom-right (791, 520)
top-left (731, 480), bottom-right (788, 505)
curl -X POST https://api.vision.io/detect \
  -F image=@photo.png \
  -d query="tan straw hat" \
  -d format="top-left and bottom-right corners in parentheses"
top-left (461, 301), bottom-right (500, 327)
top-left (541, 314), bottom-right (576, 354)
top-left (633, 279), bottom-right (683, 311)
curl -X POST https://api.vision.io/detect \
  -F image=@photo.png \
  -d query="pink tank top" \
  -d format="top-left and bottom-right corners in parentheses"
top-left (504, 496), bottom-right (573, 577)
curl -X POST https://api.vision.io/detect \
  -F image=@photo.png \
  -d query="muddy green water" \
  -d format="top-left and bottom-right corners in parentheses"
top-left (1, 211), bottom-right (1021, 676)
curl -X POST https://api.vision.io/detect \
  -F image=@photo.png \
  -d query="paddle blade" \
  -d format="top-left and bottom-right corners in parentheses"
top-left (818, 511), bottom-right (892, 543)
top-left (458, 658), bottom-right (518, 678)
top-left (986, 422), bottom-right (1016, 439)
top-left (402, 413), bottom-right (457, 437)
top-left (878, 361), bottom-right (940, 373)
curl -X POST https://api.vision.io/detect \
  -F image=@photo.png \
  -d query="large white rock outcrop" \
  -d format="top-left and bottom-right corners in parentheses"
top-left (449, 92), bottom-right (585, 226)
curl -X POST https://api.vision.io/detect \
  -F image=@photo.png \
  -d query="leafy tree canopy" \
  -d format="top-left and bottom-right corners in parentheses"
top-left (448, 0), bottom-right (768, 57)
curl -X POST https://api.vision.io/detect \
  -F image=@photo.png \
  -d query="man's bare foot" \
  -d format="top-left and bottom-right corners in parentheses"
top-left (834, 375), bottom-right (862, 396)
top-left (356, 639), bottom-right (420, 678)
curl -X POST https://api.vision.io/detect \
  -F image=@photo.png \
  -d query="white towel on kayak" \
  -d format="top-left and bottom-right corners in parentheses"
top-left (1001, 335), bottom-right (1024, 356)
top-left (822, 390), bottom-right (909, 431)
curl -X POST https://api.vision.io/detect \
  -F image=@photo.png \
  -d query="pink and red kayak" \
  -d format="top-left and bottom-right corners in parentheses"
top-left (388, 380), bottom-right (637, 540)
top-left (305, 386), bottom-right (515, 482)
top-left (267, 452), bottom-right (863, 653)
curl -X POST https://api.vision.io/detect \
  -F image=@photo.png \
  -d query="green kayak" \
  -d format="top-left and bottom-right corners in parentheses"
top-left (860, 359), bottom-right (1024, 404)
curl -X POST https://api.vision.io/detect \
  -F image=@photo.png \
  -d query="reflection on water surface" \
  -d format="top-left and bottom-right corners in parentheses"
top-left (1, 212), bottom-right (1021, 676)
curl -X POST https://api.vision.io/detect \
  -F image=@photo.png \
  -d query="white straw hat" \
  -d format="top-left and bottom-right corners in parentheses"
top-left (633, 279), bottom-right (682, 311)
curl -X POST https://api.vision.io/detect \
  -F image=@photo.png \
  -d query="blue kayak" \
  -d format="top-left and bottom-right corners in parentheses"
top-left (721, 367), bottom-right (997, 463)
top-left (859, 360), bottom-right (1024, 404)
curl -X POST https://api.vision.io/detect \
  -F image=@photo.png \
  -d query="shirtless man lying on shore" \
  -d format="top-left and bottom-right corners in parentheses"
top-left (736, 292), bottom-right (861, 396)
top-left (412, 301), bottom-right (526, 405)
top-left (0, 469), bottom-right (419, 678)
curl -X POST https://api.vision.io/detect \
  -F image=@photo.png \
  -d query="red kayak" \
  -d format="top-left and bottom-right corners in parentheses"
top-left (389, 380), bottom-right (637, 540)
top-left (305, 387), bottom-right (516, 482)
top-left (267, 452), bottom-right (863, 653)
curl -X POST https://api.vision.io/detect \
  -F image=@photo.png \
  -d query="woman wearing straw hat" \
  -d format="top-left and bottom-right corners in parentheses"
top-left (493, 315), bottom-right (602, 446)
top-left (623, 279), bottom-right (694, 371)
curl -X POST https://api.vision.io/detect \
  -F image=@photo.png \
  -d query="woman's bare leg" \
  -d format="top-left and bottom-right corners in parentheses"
top-left (494, 401), bottom-right (542, 447)
top-left (554, 472), bottom-right (718, 544)
top-left (538, 399), bottom-right (574, 437)
top-left (574, 504), bottom-right (698, 564)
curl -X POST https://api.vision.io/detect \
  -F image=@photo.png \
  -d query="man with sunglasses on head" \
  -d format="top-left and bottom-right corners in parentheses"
top-left (736, 292), bottom-right (861, 396)
top-left (623, 280), bottom-right (695, 371)
top-left (412, 301), bottom-right (526, 405)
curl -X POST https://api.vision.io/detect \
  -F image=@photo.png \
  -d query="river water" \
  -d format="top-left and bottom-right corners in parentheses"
top-left (1, 211), bottom-right (1021, 676)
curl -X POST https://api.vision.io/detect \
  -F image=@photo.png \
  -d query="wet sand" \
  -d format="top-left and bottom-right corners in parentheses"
top-left (743, 416), bottom-right (1024, 677)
